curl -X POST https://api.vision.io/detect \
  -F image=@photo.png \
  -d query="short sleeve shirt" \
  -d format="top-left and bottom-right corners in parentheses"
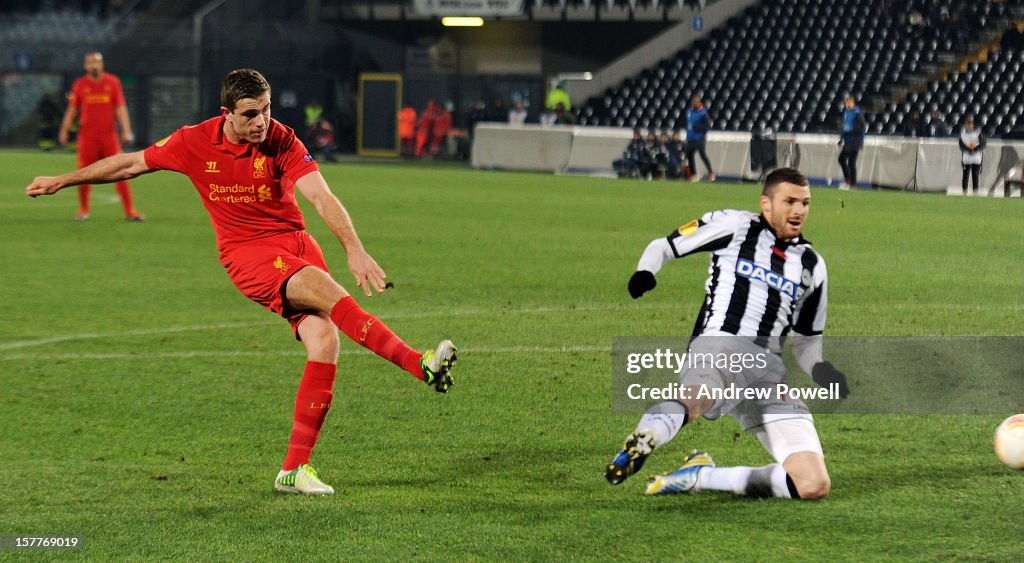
top-left (144, 117), bottom-right (319, 249)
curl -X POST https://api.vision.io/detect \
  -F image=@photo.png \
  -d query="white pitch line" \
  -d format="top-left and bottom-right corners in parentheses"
top-left (0, 345), bottom-right (608, 362)
top-left (832, 303), bottom-right (1024, 310)
top-left (7, 300), bottom-right (1016, 354)
top-left (0, 321), bottom-right (277, 351)
top-left (0, 303), bottom-right (673, 352)
top-left (0, 194), bottom-right (123, 209)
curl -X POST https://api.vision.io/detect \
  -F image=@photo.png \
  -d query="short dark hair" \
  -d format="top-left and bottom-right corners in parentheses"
top-left (762, 167), bottom-right (809, 197)
top-left (221, 69), bottom-right (271, 111)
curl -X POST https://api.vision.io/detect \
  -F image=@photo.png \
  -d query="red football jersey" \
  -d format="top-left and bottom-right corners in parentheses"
top-left (143, 117), bottom-right (319, 249)
top-left (69, 72), bottom-right (125, 138)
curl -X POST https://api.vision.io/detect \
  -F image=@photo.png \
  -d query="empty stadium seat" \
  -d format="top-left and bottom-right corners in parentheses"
top-left (581, 0), bottom-right (1009, 134)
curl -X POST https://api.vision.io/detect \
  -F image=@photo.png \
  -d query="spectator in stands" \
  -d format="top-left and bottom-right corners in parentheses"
top-left (545, 80), bottom-right (571, 113)
top-left (950, 10), bottom-right (969, 51)
top-left (304, 100), bottom-right (323, 136)
top-left (908, 7), bottom-right (926, 38)
top-left (923, 109), bottom-right (950, 137)
top-left (936, 3), bottom-right (952, 39)
top-left (959, 116), bottom-right (985, 194)
top-left (684, 96), bottom-right (715, 181)
top-left (309, 118), bottom-right (337, 163)
top-left (553, 103), bottom-right (576, 126)
top-left (666, 129), bottom-right (685, 179)
top-left (838, 96), bottom-right (866, 190)
top-left (613, 128), bottom-right (645, 179)
top-left (464, 100), bottom-right (488, 160)
top-left (540, 108), bottom-right (557, 126)
top-left (901, 109), bottom-right (927, 137)
top-left (467, 100), bottom-right (488, 132)
top-left (303, 100), bottom-right (326, 150)
top-left (398, 105), bottom-right (417, 157)
top-left (508, 100), bottom-right (528, 125)
top-left (488, 98), bottom-right (508, 123)
top-left (652, 130), bottom-right (673, 179)
top-left (999, 21), bottom-right (1024, 52)
top-left (642, 129), bottom-right (662, 179)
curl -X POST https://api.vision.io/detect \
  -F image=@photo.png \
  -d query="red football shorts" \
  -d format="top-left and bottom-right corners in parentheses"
top-left (77, 133), bottom-right (123, 167)
top-left (219, 230), bottom-right (329, 338)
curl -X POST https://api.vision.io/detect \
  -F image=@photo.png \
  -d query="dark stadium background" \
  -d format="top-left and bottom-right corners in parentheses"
top-left (4, 0), bottom-right (1018, 153)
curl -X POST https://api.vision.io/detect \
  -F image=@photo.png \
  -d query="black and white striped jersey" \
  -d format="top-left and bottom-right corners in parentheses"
top-left (637, 209), bottom-right (828, 348)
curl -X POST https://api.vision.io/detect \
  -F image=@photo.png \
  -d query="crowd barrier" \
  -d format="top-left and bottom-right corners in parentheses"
top-left (472, 124), bottom-right (1024, 196)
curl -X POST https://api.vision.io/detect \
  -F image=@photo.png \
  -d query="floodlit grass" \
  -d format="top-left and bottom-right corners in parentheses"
top-left (1, 150), bottom-right (1022, 559)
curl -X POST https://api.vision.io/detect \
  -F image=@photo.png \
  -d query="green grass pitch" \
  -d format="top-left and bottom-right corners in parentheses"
top-left (1, 149), bottom-right (1022, 560)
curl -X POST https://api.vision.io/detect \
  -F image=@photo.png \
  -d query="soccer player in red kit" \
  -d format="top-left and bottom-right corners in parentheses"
top-left (59, 52), bottom-right (143, 222)
top-left (27, 69), bottom-right (457, 495)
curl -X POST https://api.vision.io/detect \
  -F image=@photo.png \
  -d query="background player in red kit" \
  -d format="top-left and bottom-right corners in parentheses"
top-left (27, 69), bottom-right (457, 495)
top-left (415, 99), bottom-right (440, 158)
top-left (59, 52), bottom-right (144, 222)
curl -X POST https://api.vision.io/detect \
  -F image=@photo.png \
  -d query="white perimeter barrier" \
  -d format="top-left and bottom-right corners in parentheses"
top-left (472, 124), bottom-right (1024, 196)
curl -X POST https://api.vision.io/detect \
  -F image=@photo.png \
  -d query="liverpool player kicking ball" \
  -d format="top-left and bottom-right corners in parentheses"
top-left (606, 168), bottom-right (849, 500)
top-left (27, 69), bottom-right (456, 495)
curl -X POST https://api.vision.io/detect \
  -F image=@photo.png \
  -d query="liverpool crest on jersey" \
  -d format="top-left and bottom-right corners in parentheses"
top-left (253, 156), bottom-right (267, 179)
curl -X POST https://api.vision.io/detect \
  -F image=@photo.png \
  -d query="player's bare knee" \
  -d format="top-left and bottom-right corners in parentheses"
top-left (677, 394), bottom-right (713, 420)
top-left (285, 267), bottom-right (348, 312)
top-left (783, 452), bottom-right (830, 499)
top-left (298, 316), bottom-right (340, 363)
top-left (795, 475), bottom-right (831, 500)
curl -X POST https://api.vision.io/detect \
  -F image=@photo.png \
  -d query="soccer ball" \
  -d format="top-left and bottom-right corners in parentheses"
top-left (993, 414), bottom-right (1024, 469)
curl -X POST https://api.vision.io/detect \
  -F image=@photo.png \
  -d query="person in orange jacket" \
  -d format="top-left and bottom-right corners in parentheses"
top-left (398, 106), bottom-right (416, 157)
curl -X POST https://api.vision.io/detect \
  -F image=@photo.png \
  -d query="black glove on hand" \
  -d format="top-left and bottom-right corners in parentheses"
top-left (812, 361), bottom-right (850, 398)
top-left (628, 271), bottom-right (657, 299)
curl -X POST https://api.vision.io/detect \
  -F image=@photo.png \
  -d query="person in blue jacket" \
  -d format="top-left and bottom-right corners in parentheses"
top-left (837, 96), bottom-right (866, 189)
top-left (684, 96), bottom-right (715, 181)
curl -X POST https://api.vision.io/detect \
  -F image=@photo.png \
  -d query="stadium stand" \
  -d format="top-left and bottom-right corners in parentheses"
top-left (876, 49), bottom-right (1024, 138)
top-left (0, 2), bottom-right (154, 142)
top-left (328, 0), bottom-right (718, 21)
top-left (577, 0), bottom-right (1024, 137)
top-left (0, 10), bottom-right (120, 70)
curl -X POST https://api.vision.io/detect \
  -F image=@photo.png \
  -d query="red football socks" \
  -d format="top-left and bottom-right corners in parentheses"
top-left (77, 185), bottom-right (91, 215)
top-left (283, 361), bottom-right (336, 471)
top-left (330, 296), bottom-right (424, 380)
top-left (115, 181), bottom-right (136, 217)
top-left (76, 183), bottom-right (138, 217)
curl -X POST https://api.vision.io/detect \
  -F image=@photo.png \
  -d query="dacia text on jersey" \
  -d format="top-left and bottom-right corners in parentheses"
top-left (735, 258), bottom-right (802, 299)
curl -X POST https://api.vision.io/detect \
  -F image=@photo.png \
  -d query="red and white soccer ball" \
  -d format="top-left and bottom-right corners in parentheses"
top-left (994, 414), bottom-right (1024, 469)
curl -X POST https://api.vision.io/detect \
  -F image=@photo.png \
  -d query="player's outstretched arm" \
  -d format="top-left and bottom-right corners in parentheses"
top-left (26, 150), bottom-right (152, 197)
top-left (628, 271), bottom-right (657, 299)
top-left (791, 334), bottom-right (850, 398)
top-left (628, 237), bottom-right (676, 298)
top-left (295, 171), bottom-right (387, 297)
